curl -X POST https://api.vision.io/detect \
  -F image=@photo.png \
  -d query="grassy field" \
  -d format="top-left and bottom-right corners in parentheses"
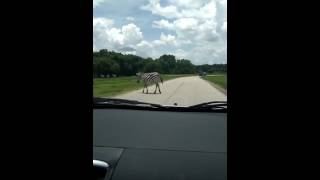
top-left (202, 74), bottom-right (227, 90)
top-left (93, 74), bottom-right (193, 97)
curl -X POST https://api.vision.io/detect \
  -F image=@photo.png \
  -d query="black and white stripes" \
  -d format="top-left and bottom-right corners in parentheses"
top-left (136, 72), bottom-right (163, 94)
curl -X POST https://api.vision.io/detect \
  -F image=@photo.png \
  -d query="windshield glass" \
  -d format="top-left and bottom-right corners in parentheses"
top-left (93, 0), bottom-right (227, 107)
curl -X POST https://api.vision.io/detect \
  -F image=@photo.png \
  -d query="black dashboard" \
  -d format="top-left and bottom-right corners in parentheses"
top-left (93, 108), bottom-right (227, 180)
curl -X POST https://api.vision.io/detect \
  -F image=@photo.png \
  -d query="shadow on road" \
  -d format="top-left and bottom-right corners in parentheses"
top-left (140, 92), bottom-right (162, 95)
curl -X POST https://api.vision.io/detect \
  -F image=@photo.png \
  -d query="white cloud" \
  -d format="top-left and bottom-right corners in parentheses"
top-left (178, 1), bottom-right (217, 20)
top-left (159, 33), bottom-right (178, 46)
top-left (93, 17), bottom-right (143, 52)
top-left (187, 46), bottom-right (226, 65)
top-left (136, 40), bottom-right (157, 57)
top-left (121, 23), bottom-right (143, 44)
top-left (152, 17), bottom-right (219, 43)
top-left (221, 21), bottom-right (227, 32)
top-left (152, 19), bottom-right (174, 29)
top-left (152, 32), bottom-right (192, 47)
top-left (174, 18), bottom-right (198, 30)
top-left (170, 45), bottom-right (226, 65)
top-left (152, 39), bottom-right (165, 46)
top-left (106, 28), bottom-right (124, 45)
top-left (126, 16), bottom-right (135, 21)
top-left (168, 0), bottom-right (208, 8)
top-left (152, 33), bottom-right (175, 46)
top-left (147, 1), bottom-right (223, 43)
top-left (173, 49), bottom-right (188, 59)
top-left (93, 44), bottom-right (97, 52)
top-left (198, 1), bottom-right (217, 19)
top-left (93, 17), bottom-right (116, 50)
top-left (94, 0), bottom-right (227, 64)
top-left (142, 0), bottom-right (227, 64)
top-left (137, 40), bottom-right (153, 48)
top-left (93, 17), bottom-right (190, 58)
top-left (93, 0), bottom-right (107, 8)
top-left (196, 19), bottom-right (218, 41)
top-left (93, 17), bottom-right (114, 29)
top-left (141, 0), bottom-right (180, 19)
top-left (93, 17), bottom-right (168, 59)
top-left (141, 0), bottom-right (217, 20)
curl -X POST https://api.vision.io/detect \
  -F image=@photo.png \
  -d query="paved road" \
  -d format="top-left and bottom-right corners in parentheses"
top-left (114, 76), bottom-right (227, 106)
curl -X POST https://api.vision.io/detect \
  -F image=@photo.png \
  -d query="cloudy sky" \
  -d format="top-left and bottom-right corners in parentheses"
top-left (93, 0), bottom-right (227, 65)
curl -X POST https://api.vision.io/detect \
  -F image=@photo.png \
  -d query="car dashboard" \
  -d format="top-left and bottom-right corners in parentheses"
top-left (93, 108), bottom-right (227, 180)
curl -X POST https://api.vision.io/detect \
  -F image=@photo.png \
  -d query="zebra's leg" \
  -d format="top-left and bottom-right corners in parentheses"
top-left (154, 84), bottom-right (158, 94)
top-left (158, 84), bottom-right (161, 94)
top-left (144, 84), bottom-right (148, 94)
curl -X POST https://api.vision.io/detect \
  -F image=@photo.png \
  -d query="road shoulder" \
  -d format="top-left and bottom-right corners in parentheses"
top-left (202, 78), bottom-right (227, 96)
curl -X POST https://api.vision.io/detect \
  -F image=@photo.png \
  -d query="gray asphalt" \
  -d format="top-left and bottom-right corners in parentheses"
top-left (114, 76), bottom-right (227, 106)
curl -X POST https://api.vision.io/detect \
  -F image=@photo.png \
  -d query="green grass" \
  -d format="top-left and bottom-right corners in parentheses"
top-left (93, 74), bottom-right (193, 97)
top-left (202, 74), bottom-right (227, 90)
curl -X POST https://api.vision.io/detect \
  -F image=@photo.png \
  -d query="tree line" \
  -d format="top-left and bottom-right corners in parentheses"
top-left (93, 49), bottom-right (227, 77)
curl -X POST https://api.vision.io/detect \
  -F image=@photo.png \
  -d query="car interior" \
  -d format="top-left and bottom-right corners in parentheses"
top-left (93, 104), bottom-right (227, 180)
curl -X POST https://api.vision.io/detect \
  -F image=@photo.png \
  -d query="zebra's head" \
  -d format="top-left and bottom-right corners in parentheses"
top-left (136, 72), bottom-right (142, 83)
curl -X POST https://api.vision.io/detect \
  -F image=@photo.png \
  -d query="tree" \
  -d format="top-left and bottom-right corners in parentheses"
top-left (158, 54), bottom-right (176, 74)
top-left (110, 63), bottom-right (120, 75)
top-left (93, 49), bottom-right (226, 76)
top-left (93, 58), bottom-right (110, 76)
top-left (174, 59), bottom-right (196, 74)
top-left (98, 49), bottom-right (109, 57)
top-left (144, 61), bottom-right (161, 72)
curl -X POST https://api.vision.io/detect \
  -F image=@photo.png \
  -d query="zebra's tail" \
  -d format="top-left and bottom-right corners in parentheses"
top-left (160, 76), bottom-right (163, 85)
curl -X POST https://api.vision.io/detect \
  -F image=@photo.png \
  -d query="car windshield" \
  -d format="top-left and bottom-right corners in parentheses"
top-left (93, 0), bottom-right (227, 107)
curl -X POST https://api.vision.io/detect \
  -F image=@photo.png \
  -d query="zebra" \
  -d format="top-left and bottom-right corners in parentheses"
top-left (136, 72), bottom-right (163, 94)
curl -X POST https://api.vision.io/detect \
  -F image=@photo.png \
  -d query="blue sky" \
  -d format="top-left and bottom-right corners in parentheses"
top-left (93, 0), bottom-right (227, 65)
